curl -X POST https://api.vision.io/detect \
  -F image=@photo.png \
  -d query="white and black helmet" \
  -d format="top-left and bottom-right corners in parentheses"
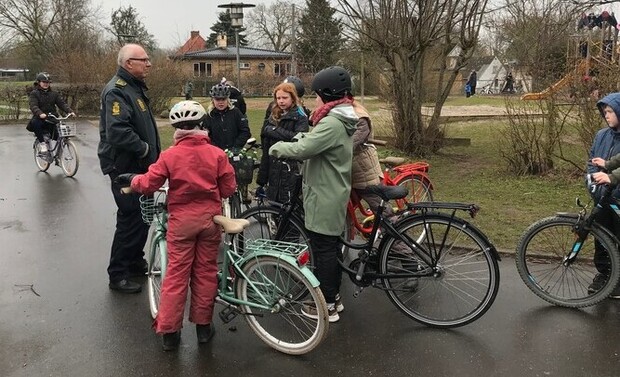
top-left (169, 100), bottom-right (206, 128)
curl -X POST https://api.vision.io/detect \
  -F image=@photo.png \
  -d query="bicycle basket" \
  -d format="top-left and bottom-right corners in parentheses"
top-left (229, 155), bottom-right (255, 185)
top-left (245, 239), bottom-right (308, 256)
top-left (139, 192), bottom-right (167, 225)
top-left (56, 123), bottom-right (77, 137)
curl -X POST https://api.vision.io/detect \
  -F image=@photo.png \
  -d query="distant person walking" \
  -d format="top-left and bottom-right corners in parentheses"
top-left (184, 80), bottom-right (194, 100)
top-left (467, 70), bottom-right (477, 97)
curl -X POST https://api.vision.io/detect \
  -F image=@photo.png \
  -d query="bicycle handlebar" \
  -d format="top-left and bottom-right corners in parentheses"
top-left (47, 113), bottom-right (75, 121)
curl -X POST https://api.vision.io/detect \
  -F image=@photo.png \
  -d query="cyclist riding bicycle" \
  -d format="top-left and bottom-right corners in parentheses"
top-left (26, 72), bottom-right (75, 153)
top-left (114, 100), bottom-right (237, 351)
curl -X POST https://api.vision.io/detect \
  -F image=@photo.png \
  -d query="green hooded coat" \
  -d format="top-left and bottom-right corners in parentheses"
top-left (269, 104), bottom-right (358, 236)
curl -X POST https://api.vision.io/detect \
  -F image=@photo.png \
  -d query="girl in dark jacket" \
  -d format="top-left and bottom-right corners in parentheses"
top-left (202, 83), bottom-right (251, 151)
top-left (256, 82), bottom-right (309, 203)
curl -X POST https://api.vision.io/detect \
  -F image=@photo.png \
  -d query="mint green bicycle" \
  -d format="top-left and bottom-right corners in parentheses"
top-left (138, 188), bottom-right (329, 355)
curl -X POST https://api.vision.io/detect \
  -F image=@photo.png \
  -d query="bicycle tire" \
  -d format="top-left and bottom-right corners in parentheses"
top-left (394, 173), bottom-right (433, 209)
top-left (236, 255), bottom-right (328, 355)
top-left (59, 139), bottom-right (79, 177)
top-left (515, 215), bottom-right (620, 308)
top-left (33, 141), bottom-right (50, 172)
top-left (380, 212), bottom-right (499, 328)
top-left (148, 234), bottom-right (167, 319)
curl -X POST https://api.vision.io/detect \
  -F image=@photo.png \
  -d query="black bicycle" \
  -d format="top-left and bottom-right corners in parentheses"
top-left (515, 174), bottom-right (620, 307)
top-left (238, 177), bottom-right (501, 328)
top-left (223, 138), bottom-right (261, 218)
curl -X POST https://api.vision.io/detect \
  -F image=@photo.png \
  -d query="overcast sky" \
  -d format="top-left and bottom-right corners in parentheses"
top-left (96, 0), bottom-right (276, 49)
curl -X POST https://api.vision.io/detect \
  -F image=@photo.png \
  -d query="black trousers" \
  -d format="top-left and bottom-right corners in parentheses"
top-left (29, 118), bottom-right (56, 142)
top-left (594, 207), bottom-right (620, 275)
top-left (307, 230), bottom-right (342, 303)
top-left (107, 174), bottom-right (149, 282)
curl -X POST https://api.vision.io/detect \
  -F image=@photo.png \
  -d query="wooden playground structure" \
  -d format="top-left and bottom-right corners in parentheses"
top-left (521, 24), bottom-right (619, 100)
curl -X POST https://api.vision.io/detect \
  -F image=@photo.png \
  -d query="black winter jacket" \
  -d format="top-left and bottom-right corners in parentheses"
top-left (28, 86), bottom-right (72, 118)
top-left (97, 67), bottom-right (161, 176)
top-left (257, 106), bottom-right (309, 202)
top-left (203, 106), bottom-right (251, 151)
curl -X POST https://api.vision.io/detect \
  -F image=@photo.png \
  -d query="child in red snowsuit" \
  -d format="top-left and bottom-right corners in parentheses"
top-left (115, 100), bottom-right (236, 351)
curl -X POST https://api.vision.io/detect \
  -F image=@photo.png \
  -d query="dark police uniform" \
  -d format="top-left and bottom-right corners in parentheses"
top-left (98, 67), bottom-right (161, 284)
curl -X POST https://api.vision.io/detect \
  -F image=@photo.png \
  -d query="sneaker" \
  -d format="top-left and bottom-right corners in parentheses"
top-left (334, 293), bottom-right (344, 313)
top-left (301, 301), bottom-right (340, 323)
top-left (387, 260), bottom-right (420, 291)
top-left (587, 273), bottom-right (608, 293)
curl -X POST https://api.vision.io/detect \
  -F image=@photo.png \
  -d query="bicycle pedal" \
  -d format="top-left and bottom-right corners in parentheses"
top-left (219, 306), bottom-right (239, 323)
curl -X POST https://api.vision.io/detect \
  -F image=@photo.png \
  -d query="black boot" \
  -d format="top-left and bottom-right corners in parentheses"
top-left (162, 331), bottom-right (181, 351)
top-left (196, 324), bottom-right (215, 344)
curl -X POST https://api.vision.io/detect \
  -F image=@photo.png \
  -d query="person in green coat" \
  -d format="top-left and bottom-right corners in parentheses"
top-left (270, 66), bottom-right (358, 322)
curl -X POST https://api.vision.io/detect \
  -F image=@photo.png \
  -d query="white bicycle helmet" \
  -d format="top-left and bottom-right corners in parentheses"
top-left (169, 100), bottom-right (206, 128)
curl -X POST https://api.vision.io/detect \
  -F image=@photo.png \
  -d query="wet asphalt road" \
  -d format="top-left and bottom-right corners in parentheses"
top-left (0, 122), bottom-right (619, 377)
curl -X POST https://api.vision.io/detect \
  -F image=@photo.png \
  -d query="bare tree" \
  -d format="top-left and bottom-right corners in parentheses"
top-left (246, 1), bottom-right (299, 51)
top-left (0, 0), bottom-right (102, 70)
top-left (338, 0), bottom-right (488, 155)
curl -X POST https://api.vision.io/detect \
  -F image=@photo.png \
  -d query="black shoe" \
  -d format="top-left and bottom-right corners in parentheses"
top-left (162, 331), bottom-right (181, 351)
top-left (196, 324), bottom-right (215, 344)
top-left (108, 279), bottom-right (142, 293)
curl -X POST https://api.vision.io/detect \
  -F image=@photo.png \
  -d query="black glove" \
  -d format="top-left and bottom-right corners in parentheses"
top-left (114, 173), bottom-right (136, 187)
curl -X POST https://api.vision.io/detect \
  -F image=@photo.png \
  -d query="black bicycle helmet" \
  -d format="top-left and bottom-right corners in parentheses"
top-left (36, 72), bottom-right (51, 82)
top-left (209, 83), bottom-right (230, 99)
top-left (283, 76), bottom-right (305, 98)
top-left (311, 66), bottom-right (351, 102)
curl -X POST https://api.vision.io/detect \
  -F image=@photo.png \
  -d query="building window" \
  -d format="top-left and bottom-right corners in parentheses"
top-left (258, 63), bottom-right (265, 71)
top-left (240, 62), bottom-right (250, 70)
top-left (274, 63), bottom-right (291, 77)
top-left (194, 62), bottom-right (212, 77)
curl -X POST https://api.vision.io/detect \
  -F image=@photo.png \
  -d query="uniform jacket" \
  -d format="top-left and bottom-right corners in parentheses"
top-left (588, 93), bottom-right (620, 198)
top-left (130, 130), bottom-right (236, 212)
top-left (228, 86), bottom-right (247, 114)
top-left (202, 106), bottom-right (251, 151)
top-left (28, 85), bottom-right (72, 118)
top-left (98, 67), bottom-right (161, 176)
top-left (270, 104), bottom-right (358, 236)
top-left (257, 106), bottom-right (309, 202)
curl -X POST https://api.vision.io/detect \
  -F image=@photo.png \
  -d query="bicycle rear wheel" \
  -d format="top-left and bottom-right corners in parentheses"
top-left (59, 139), bottom-right (79, 177)
top-left (515, 216), bottom-right (620, 307)
top-left (380, 213), bottom-right (499, 328)
top-left (237, 205), bottom-right (310, 253)
top-left (33, 141), bottom-right (50, 172)
top-left (394, 174), bottom-right (433, 210)
top-left (236, 255), bottom-right (328, 355)
top-left (148, 234), bottom-right (167, 319)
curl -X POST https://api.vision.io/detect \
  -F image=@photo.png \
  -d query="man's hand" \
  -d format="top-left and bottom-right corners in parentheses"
top-left (114, 173), bottom-right (137, 187)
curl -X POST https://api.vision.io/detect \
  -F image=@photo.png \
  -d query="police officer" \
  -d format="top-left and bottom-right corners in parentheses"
top-left (220, 77), bottom-right (247, 114)
top-left (98, 43), bottom-right (161, 293)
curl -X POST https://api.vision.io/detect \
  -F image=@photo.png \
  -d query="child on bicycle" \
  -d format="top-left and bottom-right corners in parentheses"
top-left (114, 100), bottom-right (237, 350)
top-left (586, 92), bottom-right (620, 299)
top-left (202, 83), bottom-right (251, 151)
top-left (27, 72), bottom-right (75, 153)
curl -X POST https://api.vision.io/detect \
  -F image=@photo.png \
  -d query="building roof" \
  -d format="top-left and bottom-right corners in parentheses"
top-left (177, 31), bottom-right (207, 54)
top-left (181, 46), bottom-right (292, 60)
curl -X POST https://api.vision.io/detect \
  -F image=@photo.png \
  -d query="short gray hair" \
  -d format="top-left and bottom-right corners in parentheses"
top-left (117, 43), bottom-right (142, 66)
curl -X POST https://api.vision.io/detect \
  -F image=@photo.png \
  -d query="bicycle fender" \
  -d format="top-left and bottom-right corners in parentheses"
top-left (239, 252), bottom-right (321, 288)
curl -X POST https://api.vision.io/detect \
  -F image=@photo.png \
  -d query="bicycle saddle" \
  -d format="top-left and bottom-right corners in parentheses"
top-left (379, 157), bottom-right (406, 167)
top-left (214, 215), bottom-right (250, 234)
top-left (360, 185), bottom-right (408, 201)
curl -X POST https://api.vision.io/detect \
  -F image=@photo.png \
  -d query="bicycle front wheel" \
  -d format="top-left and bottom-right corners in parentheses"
top-left (59, 139), bottom-right (79, 177)
top-left (33, 141), bottom-right (50, 172)
top-left (515, 216), bottom-right (620, 308)
top-left (380, 213), bottom-right (499, 328)
top-left (148, 234), bottom-right (167, 319)
top-left (394, 174), bottom-right (433, 210)
top-left (236, 256), bottom-right (328, 355)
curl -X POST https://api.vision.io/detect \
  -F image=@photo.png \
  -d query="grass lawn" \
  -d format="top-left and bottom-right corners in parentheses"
top-left (159, 96), bottom-right (591, 253)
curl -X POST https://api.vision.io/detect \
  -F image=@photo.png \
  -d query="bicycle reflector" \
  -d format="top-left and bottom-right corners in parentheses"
top-left (296, 249), bottom-right (310, 267)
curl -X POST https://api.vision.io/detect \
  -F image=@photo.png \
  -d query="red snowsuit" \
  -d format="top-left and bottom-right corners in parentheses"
top-left (130, 130), bottom-right (236, 334)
